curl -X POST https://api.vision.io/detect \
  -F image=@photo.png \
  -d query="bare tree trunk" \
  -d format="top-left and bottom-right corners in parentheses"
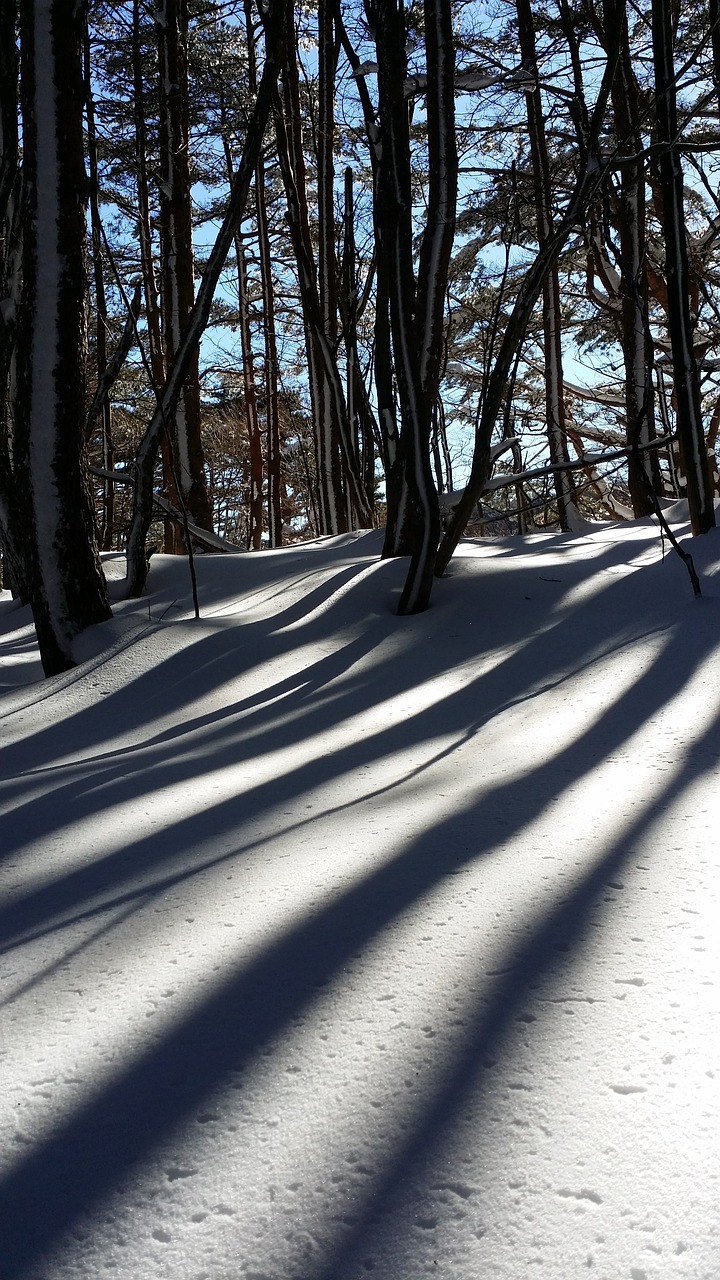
top-left (272, 32), bottom-right (370, 528)
top-left (156, 0), bottom-right (213, 547)
top-left (275, 0), bottom-right (339, 533)
top-left (372, 0), bottom-right (442, 612)
top-left (124, 4), bottom-right (283, 597)
top-left (15, 0), bottom-right (111, 674)
top-left (517, 0), bottom-right (578, 531)
top-left (257, 158), bottom-right (283, 546)
top-left (651, 0), bottom-right (714, 533)
top-left (243, 0), bottom-right (282, 547)
top-left (334, 7), bottom-right (399, 533)
top-left (83, 23), bottom-right (115, 550)
top-left (341, 167), bottom-right (376, 520)
top-left (436, 20), bottom-right (621, 576)
top-left (220, 109), bottom-right (264, 551)
top-left (596, 0), bottom-right (660, 515)
top-left (236, 220), bottom-right (264, 550)
top-left (317, 0), bottom-right (347, 526)
top-left (131, 0), bottom-right (166, 382)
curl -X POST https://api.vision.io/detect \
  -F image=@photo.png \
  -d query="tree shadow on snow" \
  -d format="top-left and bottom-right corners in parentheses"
top-left (0, 592), bottom-right (719, 1273)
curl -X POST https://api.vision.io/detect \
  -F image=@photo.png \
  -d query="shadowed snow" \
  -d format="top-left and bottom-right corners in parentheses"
top-left (1, 521), bottom-right (719, 1279)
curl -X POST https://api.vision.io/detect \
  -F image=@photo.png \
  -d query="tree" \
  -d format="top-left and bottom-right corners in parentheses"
top-left (156, 0), bottom-right (214, 546)
top-left (369, 0), bottom-right (458, 612)
top-left (0, 0), bottom-right (24, 594)
top-left (517, 0), bottom-right (578, 531)
top-left (123, 0), bottom-right (285, 596)
top-left (651, 0), bottom-right (715, 534)
top-left (14, 0), bottom-right (111, 675)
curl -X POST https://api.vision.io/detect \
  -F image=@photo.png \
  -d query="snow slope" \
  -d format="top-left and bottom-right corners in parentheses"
top-left (1, 519), bottom-right (719, 1280)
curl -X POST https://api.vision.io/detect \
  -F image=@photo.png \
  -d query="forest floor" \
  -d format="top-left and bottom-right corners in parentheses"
top-left (1, 513), bottom-right (719, 1280)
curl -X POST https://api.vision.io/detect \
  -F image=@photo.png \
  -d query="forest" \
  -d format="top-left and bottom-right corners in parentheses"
top-left (2, 0), bottom-right (720, 675)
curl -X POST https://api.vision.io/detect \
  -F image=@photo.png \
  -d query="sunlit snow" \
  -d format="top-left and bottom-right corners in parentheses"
top-left (1, 518), bottom-right (718, 1279)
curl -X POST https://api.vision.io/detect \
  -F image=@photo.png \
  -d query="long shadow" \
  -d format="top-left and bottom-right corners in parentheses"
top-left (0, 530), bottom-right (681, 891)
top-left (0, 546), bottom-right (712, 992)
top-left (307, 704), bottom-right (720, 1279)
top-left (0, 603), bottom-right (681, 956)
top-left (0, 613), bottom-right (666, 961)
top-left (1, 618), bottom-right (718, 1275)
top-left (0, 530), bottom-right (646, 779)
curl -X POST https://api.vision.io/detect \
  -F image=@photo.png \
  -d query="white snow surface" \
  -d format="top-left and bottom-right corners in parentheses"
top-left (1, 520), bottom-right (719, 1280)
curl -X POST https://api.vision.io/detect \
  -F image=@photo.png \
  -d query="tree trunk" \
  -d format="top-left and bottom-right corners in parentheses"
top-left (83, 24), bottom-right (115, 550)
top-left (257, 155), bottom-right (283, 546)
top-left (276, 0), bottom-right (339, 533)
top-left (373, 0), bottom-right (441, 612)
top-left (600, 0), bottom-right (660, 515)
top-left (651, 0), bottom-right (714, 534)
top-left (220, 107), bottom-right (264, 551)
top-left (124, 3), bottom-right (283, 597)
top-left (342, 168), bottom-right (376, 520)
top-left (0, 0), bottom-right (24, 594)
top-left (244, 0), bottom-right (283, 547)
top-left (436, 20), bottom-right (622, 575)
top-left (317, 0), bottom-right (347, 526)
top-left (15, 0), bottom-right (111, 675)
top-left (156, 0), bottom-right (213, 546)
top-left (334, 7), bottom-right (399, 534)
top-left (132, 0), bottom-right (166, 391)
top-left (517, 0), bottom-right (578, 531)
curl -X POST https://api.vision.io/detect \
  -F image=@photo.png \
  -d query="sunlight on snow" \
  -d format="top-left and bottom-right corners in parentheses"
top-left (2, 523), bottom-right (720, 1278)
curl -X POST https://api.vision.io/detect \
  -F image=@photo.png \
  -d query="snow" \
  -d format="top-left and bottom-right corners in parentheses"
top-left (1, 519), bottom-right (719, 1280)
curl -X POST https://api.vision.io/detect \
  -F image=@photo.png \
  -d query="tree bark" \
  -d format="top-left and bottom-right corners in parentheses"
top-left (15, 0), bottom-right (111, 674)
top-left (156, 0), bottom-right (213, 546)
top-left (651, 0), bottom-right (714, 534)
top-left (334, 7), bottom-right (399, 530)
top-left (83, 23), bottom-right (115, 550)
top-left (593, 0), bottom-right (660, 515)
top-left (0, 0), bottom-right (24, 593)
top-left (372, 0), bottom-right (441, 612)
top-left (517, 0), bottom-right (578, 531)
top-left (220, 106), bottom-right (264, 551)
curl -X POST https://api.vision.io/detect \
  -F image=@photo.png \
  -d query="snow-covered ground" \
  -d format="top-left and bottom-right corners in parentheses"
top-left (1, 518), bottom-right (719, 1280)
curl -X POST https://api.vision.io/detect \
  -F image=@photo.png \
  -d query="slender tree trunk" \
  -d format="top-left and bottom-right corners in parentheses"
top-left (342, 167), bottom-right (376, 519)
top-left (517, 0), bottom-right (578, 531)
top-left (83, 24), bottom-right (115, 549)
top-left (235, 219), bottom-right (264, 550)
top-left (257, 157), bottom-right (283, 546)
top-left (436, 22), bottom-right (621, 575)
top-left (220, 108), bottom-right (264, 551)
top-left (124, 5), bottom-right (283, 596)
top-left (15, 0), bottom-right (111, 674)
top-left (317, 0), bottom-right (347, 526)
top-left (243, 0), bottom-right (283, 547)
top-left (599, 0), bottom-right (660, 515)
top-left (651, 0), bottom-right (714, 533)
top-left (373, 0), bottom-right (441, 612)
top-left (276, 0), bottom-right (339, 533)
top-left (334, 6), bottom-right (399, 530)
top-left (156, 0), bottom-right (213, 546)
top-left (131, 0), bottom-right (167, 379)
